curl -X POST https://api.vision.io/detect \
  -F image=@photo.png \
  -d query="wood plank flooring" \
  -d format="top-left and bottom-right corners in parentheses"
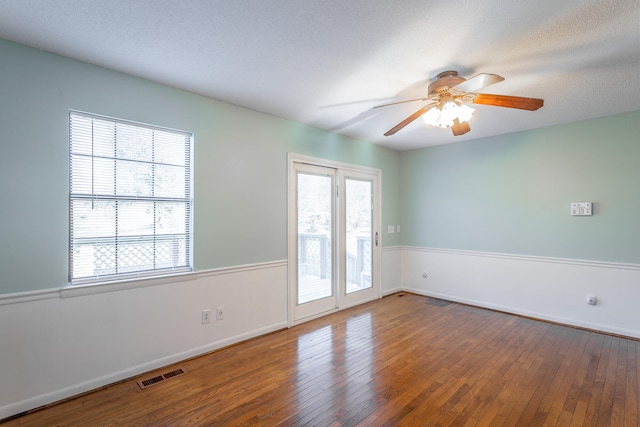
top-left (3, 293), bottom-right (639, 426)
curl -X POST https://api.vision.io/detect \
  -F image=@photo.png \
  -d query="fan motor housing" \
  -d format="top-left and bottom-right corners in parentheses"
top-left (428, 70), bottom-right (465, 97)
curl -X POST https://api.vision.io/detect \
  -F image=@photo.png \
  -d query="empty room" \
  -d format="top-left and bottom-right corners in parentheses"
top-left (1, 1), bottom-right (639, 425)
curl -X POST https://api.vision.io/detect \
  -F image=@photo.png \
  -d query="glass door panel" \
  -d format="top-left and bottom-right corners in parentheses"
top-left (292, 163), bottom-right (338, 322)
top-left (297, 172), bottom-right (333, 304)
top-left (340, 171), bottom-right (379, 309)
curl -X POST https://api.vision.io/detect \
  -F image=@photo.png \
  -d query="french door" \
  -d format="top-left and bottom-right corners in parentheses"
top-left (288, 155), bottom-right (380, 324)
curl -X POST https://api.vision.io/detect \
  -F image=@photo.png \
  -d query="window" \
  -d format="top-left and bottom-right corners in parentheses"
top-left (69, 112), bottom-right (192, 284)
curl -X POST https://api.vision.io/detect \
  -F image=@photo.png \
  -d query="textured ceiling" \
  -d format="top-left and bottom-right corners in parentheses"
top-left (0, 0), bottom-right (638, 150)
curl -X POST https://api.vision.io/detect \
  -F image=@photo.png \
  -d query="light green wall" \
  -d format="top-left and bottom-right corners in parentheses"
top-left (3, 35), bottom-right (636, 295)
top-left (0, 38), bottom-right (401, 294)
top-left (400, 111), bottom-right (640, 263)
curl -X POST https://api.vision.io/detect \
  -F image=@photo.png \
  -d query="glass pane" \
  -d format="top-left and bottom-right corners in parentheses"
top-left (117, 201), bottom-right (154, 236)
top-left (115, 122), bottom-right (153, 161)
top-left (70, 115), bottom-right (115, 158)
top-left (117, 238), bottom-right (155, 273)
top-left (156, 202), bottom-right (186, 235)
top-left (70, 198), bottom-right (117, 279)
top-left (71, 237), bottom-right (117, 279)
top-left (155, 164), bottom-right (186, 198)
top-left (71, 156), bottom-right (116, 196)
top-left (92, 119), bottom-right (117, 157)
top-left (71, 199), bottom-right (116, 239)
top-left (297, 172), bottom-right (333, 304)
top-left (155, 236), bottom-right (188, 269)
top-left (155, 130), bottom-right (187, 166)
top-left (345, 178), bottom-right (372, 294)
top-left (115, 159), bottom-right (153, 197)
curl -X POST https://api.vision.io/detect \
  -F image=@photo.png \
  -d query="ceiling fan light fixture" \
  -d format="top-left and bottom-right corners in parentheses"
top-left (422, 101), bottom-right (474, 129)
top-left (456, 103), bottom-right (475, 123)
top-left (440, 101), bottom-right (459, 127)
top-left (422, 106), bottom-right (443, 127)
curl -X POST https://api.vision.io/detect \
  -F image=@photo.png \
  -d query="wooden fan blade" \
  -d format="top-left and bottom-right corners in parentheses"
top-left (451, 119), bottom-right (471, 136)
top-left (452, 73), bottom-right (504, 93)
top-left (472, 94), bottom-right (544, 110)
top-left (374, 97), bottom-right (430, 109)
top-left (383, 105), bottom-right (433, 136)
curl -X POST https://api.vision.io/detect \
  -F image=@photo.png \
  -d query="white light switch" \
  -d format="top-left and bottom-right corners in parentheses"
top-left (571, 202), bottom-right (592, 216)
top-left (387, 225), bottom-right (395, 233)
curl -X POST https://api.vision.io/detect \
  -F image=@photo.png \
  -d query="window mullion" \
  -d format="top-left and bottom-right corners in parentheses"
top-left (114, 121), bottom-right (119, 275)
top-left (152, 130), bottom-right (157, 271)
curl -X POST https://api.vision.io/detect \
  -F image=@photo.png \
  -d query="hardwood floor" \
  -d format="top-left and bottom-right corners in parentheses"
top-left (4, 293), bottom-right (639, 426)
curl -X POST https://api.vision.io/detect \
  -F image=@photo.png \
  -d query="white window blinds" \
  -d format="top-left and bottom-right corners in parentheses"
top-left (69, 112), bottom-right (193, 284)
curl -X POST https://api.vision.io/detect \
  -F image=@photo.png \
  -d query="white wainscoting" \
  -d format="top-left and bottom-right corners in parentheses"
top-left (382, 246), bottom-right (402, 296)
top-left (401, 246), bottom-right (640, 339)
top-left (0, 261), bottom-right (288, 420)
top-left (0, 248), bottom-right (404, 419)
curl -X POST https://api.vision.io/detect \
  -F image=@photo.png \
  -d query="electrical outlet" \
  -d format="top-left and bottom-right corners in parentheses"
top-left (202, 309), bottom-right (212, 324)
top-left (216, 307), bottom-right (224, 320)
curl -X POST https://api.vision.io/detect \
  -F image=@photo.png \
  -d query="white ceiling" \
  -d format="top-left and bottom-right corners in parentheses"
top-left (0, 0), bottom-right (638, 150)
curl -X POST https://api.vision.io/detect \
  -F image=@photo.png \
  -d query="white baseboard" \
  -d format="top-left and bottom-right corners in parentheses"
top-left (382, 287), bottom-right (402, 296)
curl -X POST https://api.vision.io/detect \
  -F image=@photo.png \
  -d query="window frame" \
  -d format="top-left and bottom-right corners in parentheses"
top-left (68, 111), bottom-right (194, 286)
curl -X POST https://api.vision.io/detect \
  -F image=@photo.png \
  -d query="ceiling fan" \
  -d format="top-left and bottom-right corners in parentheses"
top-left (375, 70), bottom-right (544, 137)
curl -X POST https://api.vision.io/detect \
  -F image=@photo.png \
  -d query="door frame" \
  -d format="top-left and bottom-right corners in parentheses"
top-left (287, 153), bottom-right (382, 326)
